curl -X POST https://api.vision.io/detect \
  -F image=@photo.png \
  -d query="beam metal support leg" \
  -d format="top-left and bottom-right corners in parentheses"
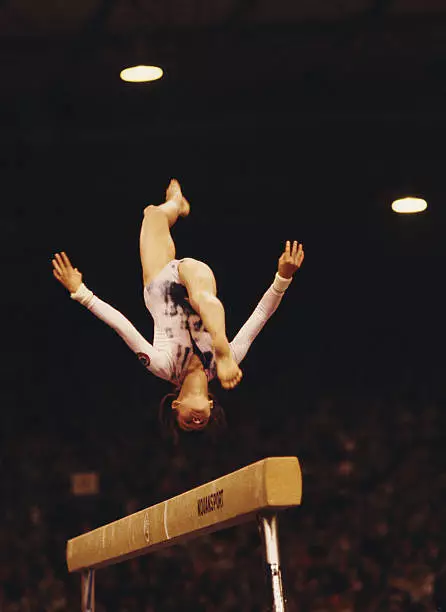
top-left (258, 512), bottom-right (287, 612)
top-left (81, 568), bottom-right (95, 612)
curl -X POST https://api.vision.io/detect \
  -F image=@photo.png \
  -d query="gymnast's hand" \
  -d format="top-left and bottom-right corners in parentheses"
top-left (52, 252), bottom-right (83, 294)
top-left (278, 240), bottom-right (304, 279)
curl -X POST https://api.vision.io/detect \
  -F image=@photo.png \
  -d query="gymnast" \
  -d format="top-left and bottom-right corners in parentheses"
top-left (52, 179), bottom-right (304, 435)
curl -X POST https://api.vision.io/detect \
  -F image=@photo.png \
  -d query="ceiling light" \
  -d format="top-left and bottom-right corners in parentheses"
top-left (391, 197), bottom-right (427, 214)
top-left (120, 65), bottom-right (163, 83)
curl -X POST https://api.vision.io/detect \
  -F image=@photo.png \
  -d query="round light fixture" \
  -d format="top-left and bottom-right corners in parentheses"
top-left (391, 197), bottom-right (427, 214)
top-left (120, 65), bottom-right (164, 83)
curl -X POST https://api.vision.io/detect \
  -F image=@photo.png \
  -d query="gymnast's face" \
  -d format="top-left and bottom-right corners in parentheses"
top-left (172, 397), bottom-right (213, 431)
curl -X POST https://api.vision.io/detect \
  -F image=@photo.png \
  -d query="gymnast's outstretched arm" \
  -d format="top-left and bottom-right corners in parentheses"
top-left (52, 252), bottom-right (173, 381)
top-left (230, 240), bottom-right (304, 364)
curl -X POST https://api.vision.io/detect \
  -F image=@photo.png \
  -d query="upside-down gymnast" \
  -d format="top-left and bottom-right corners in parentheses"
top-left (52, 179), bottom-right (304, 436)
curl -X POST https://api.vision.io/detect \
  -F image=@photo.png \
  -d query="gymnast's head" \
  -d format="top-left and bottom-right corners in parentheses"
top-left (172, 393), bottom-right (213, 431)
top-left (159, 391), bottom-right (226, 443)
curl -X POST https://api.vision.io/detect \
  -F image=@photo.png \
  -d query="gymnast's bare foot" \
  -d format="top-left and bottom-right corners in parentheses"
top-left (166, 178), bottom-right (190, 217)
top-left (215, 348), bottom-right (243, 390)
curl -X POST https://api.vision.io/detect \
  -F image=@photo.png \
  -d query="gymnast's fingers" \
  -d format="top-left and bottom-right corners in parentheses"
top-left (291, 240), bottom-right (298, 258)
top-left (52, 256), bottom-right (63, 276)
top-left (55, 252), bottom-right (66, 273)
top-left (53, 268), bottom-right (62, 281)
top-left (61, 251), bottom-right (73, 270)
top-left (285, 240), bottom-right (291, 256)
top-left (294, 243), bottom-right (303, 261)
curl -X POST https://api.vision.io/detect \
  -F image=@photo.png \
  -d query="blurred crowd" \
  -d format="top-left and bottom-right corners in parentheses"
top-left (0, 387), bottom-right (445, 612)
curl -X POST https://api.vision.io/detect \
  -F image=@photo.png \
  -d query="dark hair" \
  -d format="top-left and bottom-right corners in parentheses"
top-left (158, 389), bottom-right (227, 445)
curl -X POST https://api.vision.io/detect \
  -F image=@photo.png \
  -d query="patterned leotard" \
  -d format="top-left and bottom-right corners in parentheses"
top-left (143, 259), bottom-right (217, 386)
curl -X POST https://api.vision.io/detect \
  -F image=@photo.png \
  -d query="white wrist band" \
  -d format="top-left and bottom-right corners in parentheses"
top-left (273, 273), bottom-right (292, 293)
top-left (71, 283), bottom-right (94, 307)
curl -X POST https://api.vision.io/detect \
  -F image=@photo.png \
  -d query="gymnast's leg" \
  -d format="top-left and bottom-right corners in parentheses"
top-left (179, 258), bottom-right (243, 390)
top-left (139, 179), bottom-right (190, 286)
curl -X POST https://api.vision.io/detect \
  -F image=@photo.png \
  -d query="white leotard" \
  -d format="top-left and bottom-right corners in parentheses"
top-left (72, 259), bottom-right (289, 387)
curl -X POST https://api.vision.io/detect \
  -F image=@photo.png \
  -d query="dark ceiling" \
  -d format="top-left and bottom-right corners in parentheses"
top-left (2, 0), bottom-right (446, 121)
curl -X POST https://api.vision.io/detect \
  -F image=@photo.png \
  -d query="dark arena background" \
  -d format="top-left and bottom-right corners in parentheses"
top-left (1, 1), bottom-right (446, 610)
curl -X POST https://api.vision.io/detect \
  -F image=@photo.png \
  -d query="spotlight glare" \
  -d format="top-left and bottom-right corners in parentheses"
top-left (120, 65), bottom-right (163, 83)
top-left (391, 197), bottom-right (427, 214)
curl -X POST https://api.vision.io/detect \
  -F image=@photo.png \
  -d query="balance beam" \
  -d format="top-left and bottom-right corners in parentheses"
top-left (67, 456), bottom-right (302, 612)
